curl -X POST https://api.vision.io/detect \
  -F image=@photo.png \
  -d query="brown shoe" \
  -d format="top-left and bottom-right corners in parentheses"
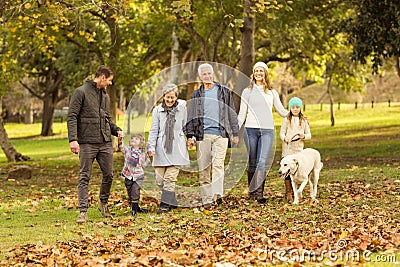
top-left (98, 202), bottom-right (110, 218)
top-left (77, 212), bottom-right (88, 224)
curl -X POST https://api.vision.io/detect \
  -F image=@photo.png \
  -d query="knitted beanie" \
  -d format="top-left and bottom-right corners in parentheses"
top-left (288, 97), bottom-right (303, 109)
top-left (253, 61), bottom-right (268, 71)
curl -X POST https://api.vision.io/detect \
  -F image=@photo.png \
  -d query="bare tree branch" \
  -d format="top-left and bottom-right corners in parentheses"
top-left (19, 80), bottom-right (43, 100)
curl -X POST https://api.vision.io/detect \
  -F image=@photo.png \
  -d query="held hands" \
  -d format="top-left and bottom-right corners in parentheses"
top-left (70, 141), bottom-right (80, 154)
top-left (147, 151), bottom-right (155, 157)
top-left (231, 136), bottom-right (239, 146)
top-left (187, 138), bottom-right (196, 149)
top-left (117, 130), bottom-right (124, 140)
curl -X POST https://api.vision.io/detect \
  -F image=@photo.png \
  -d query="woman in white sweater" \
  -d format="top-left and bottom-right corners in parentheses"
top-left (238, 62), bottom-right (288, 203)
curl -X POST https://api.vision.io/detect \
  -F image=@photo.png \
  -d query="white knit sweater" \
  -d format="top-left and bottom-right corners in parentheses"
top-left (238, 84), bottom-right (288, 130)
top-left (279, 116), bottom-right (311, 157)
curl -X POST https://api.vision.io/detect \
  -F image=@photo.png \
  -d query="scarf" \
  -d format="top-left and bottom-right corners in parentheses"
top-left (162, 100), bottom-right (178, 154)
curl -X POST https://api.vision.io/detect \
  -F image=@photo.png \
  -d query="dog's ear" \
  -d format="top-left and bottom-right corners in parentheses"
top-left (292, 158), bottom-right (298, 164)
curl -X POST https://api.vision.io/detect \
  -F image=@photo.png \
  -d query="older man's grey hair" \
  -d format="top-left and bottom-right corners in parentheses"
top-left (198, 63), bottom-right (214, 77)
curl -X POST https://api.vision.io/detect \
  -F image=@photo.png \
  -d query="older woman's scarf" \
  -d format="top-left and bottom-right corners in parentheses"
top-left (162, 101), bottom-right (178, 154)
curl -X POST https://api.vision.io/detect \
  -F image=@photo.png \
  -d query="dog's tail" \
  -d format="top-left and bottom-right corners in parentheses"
top-left (318, 162), bottom-right (323, 170)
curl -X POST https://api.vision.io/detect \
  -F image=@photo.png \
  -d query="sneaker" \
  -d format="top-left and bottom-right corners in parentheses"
top-left (98, 202), bottom-right (110, 218)
top-left (77, 212), bottom-right (88, 224)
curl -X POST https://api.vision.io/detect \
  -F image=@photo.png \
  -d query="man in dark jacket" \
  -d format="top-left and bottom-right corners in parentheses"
top-left (68, 65), bottom-right (123, 224)
top-left (185, 63), bottom-right (239, 209)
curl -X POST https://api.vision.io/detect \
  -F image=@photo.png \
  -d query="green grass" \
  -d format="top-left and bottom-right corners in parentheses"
top-left (0, 104), bottom-right (399, 266)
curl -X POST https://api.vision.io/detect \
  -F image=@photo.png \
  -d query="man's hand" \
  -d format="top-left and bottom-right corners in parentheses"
top-left (117, 130), bottom-right (124, 140)
top-left (187, 138), bottom-right (196, 149)
top-left (231, 136), bottom-right (239, 146)
top-left (70, 141), bottom-right (80, 154)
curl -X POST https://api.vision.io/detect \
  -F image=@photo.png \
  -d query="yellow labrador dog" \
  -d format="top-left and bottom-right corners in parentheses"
top-left (278, 148), bottom-right (323, 204)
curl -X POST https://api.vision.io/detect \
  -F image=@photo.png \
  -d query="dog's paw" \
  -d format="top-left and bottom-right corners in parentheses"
top-left (292, 200), bottom-right (299, 205)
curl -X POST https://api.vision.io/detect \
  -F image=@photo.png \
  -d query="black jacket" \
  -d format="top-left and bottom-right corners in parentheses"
top-left (67, 80), bottom-right (121, 144)
top-left (185, 82), bottom-right (239, 141)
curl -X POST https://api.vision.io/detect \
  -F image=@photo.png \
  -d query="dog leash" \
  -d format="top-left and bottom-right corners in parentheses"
top-left (286, 133), bottom-right (301, 155)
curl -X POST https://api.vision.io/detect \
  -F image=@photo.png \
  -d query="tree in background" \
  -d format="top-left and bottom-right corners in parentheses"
top-left (0, 1), bottom-right (30, 161)
top-left (344, 0), bottom-right (400, 77)
top-left (2, 1), bottom-right (89, 136)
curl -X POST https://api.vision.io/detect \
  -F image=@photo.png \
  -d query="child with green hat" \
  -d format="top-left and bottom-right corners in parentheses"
top-left (279, 97), bottom-right (311, 202)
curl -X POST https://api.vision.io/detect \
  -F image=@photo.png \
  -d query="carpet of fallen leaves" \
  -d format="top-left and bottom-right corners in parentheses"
top-left (1, 167), bottom-right (399, 267)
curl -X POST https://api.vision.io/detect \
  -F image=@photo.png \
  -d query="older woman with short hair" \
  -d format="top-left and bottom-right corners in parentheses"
top-left (147, 83), bottom-right (190, 213)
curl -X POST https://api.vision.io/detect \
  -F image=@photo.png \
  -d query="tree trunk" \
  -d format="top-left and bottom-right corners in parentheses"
top-left (171, 27), bottom-right (179, 83)
top-left (103, 4), bottom-right (122, 125)
top-left (117, 85), bottom-right (124, 112)
top-left (329, 92), bottom-right (335, 127)
top-left (396, 56), bottom-right (400, 78)
top-left (24, 91), bottom-right (33, 124)
top-left (238, 0), bottom-right (255, 112)
top-left (0, 101), bottom-right (30, 162)
top-left (240, 0), bottom-right (255, 77)
top-left (280, 63), bottom-right (291, 107)
top-left (19, 64), bottom-right (65, 136)
top-left (41, 94), bottom-right (56, 136)
top-left (326, 75), bottom-right (335, 127)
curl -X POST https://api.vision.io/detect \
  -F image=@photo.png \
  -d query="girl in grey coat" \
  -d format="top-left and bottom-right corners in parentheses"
top-left (147, 84), bottom-right (190, 213)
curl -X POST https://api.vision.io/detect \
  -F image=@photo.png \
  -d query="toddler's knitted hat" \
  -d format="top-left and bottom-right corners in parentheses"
top-left (162, 83), bottom-right (178, 96)
top-left (288, 97), bottom-right (303, 109)
top-left (253, 61), bottom-right (268, 72)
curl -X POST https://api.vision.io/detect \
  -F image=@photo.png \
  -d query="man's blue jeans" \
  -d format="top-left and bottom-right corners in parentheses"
top-left (244, 128), bottom-right (275, 173)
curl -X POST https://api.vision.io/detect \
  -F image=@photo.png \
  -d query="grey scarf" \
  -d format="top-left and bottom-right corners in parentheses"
top-left (162, 101), bottom-right (178, 154)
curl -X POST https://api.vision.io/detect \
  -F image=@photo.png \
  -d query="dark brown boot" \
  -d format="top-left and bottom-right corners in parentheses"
top-left (284, 179), bottom-right (294, 203)
top-left (254, 170), bottom-right (266, 203)
top-left (247, 171), bottom-right (256, 200)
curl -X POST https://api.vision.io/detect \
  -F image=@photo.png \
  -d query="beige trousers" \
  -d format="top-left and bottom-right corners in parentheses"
top-left (154, 166), bottom-right (179, 192)
top-left (196, 134), bottom-right (228, 204)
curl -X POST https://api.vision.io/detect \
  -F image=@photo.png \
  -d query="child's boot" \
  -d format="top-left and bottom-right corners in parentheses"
top-left (284, 177), bottom-right (294, 203)
top-left (137, 206), bottom-right (149, 213)
top-left (132, 202), bottom-right (149, 216)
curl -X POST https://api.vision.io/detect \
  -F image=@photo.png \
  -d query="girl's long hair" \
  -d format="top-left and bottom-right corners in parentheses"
top-left (249, 67), bottom-right (273, 93)
top-left (287, 110), bottom-right (308, 127)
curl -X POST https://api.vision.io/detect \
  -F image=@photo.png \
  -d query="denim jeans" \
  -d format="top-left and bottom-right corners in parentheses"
top-left (244, 128), bottom-right (275, 173)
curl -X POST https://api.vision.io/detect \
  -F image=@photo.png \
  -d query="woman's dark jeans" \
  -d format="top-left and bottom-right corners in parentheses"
top-left (244, 127), bottom-right (275, 172)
